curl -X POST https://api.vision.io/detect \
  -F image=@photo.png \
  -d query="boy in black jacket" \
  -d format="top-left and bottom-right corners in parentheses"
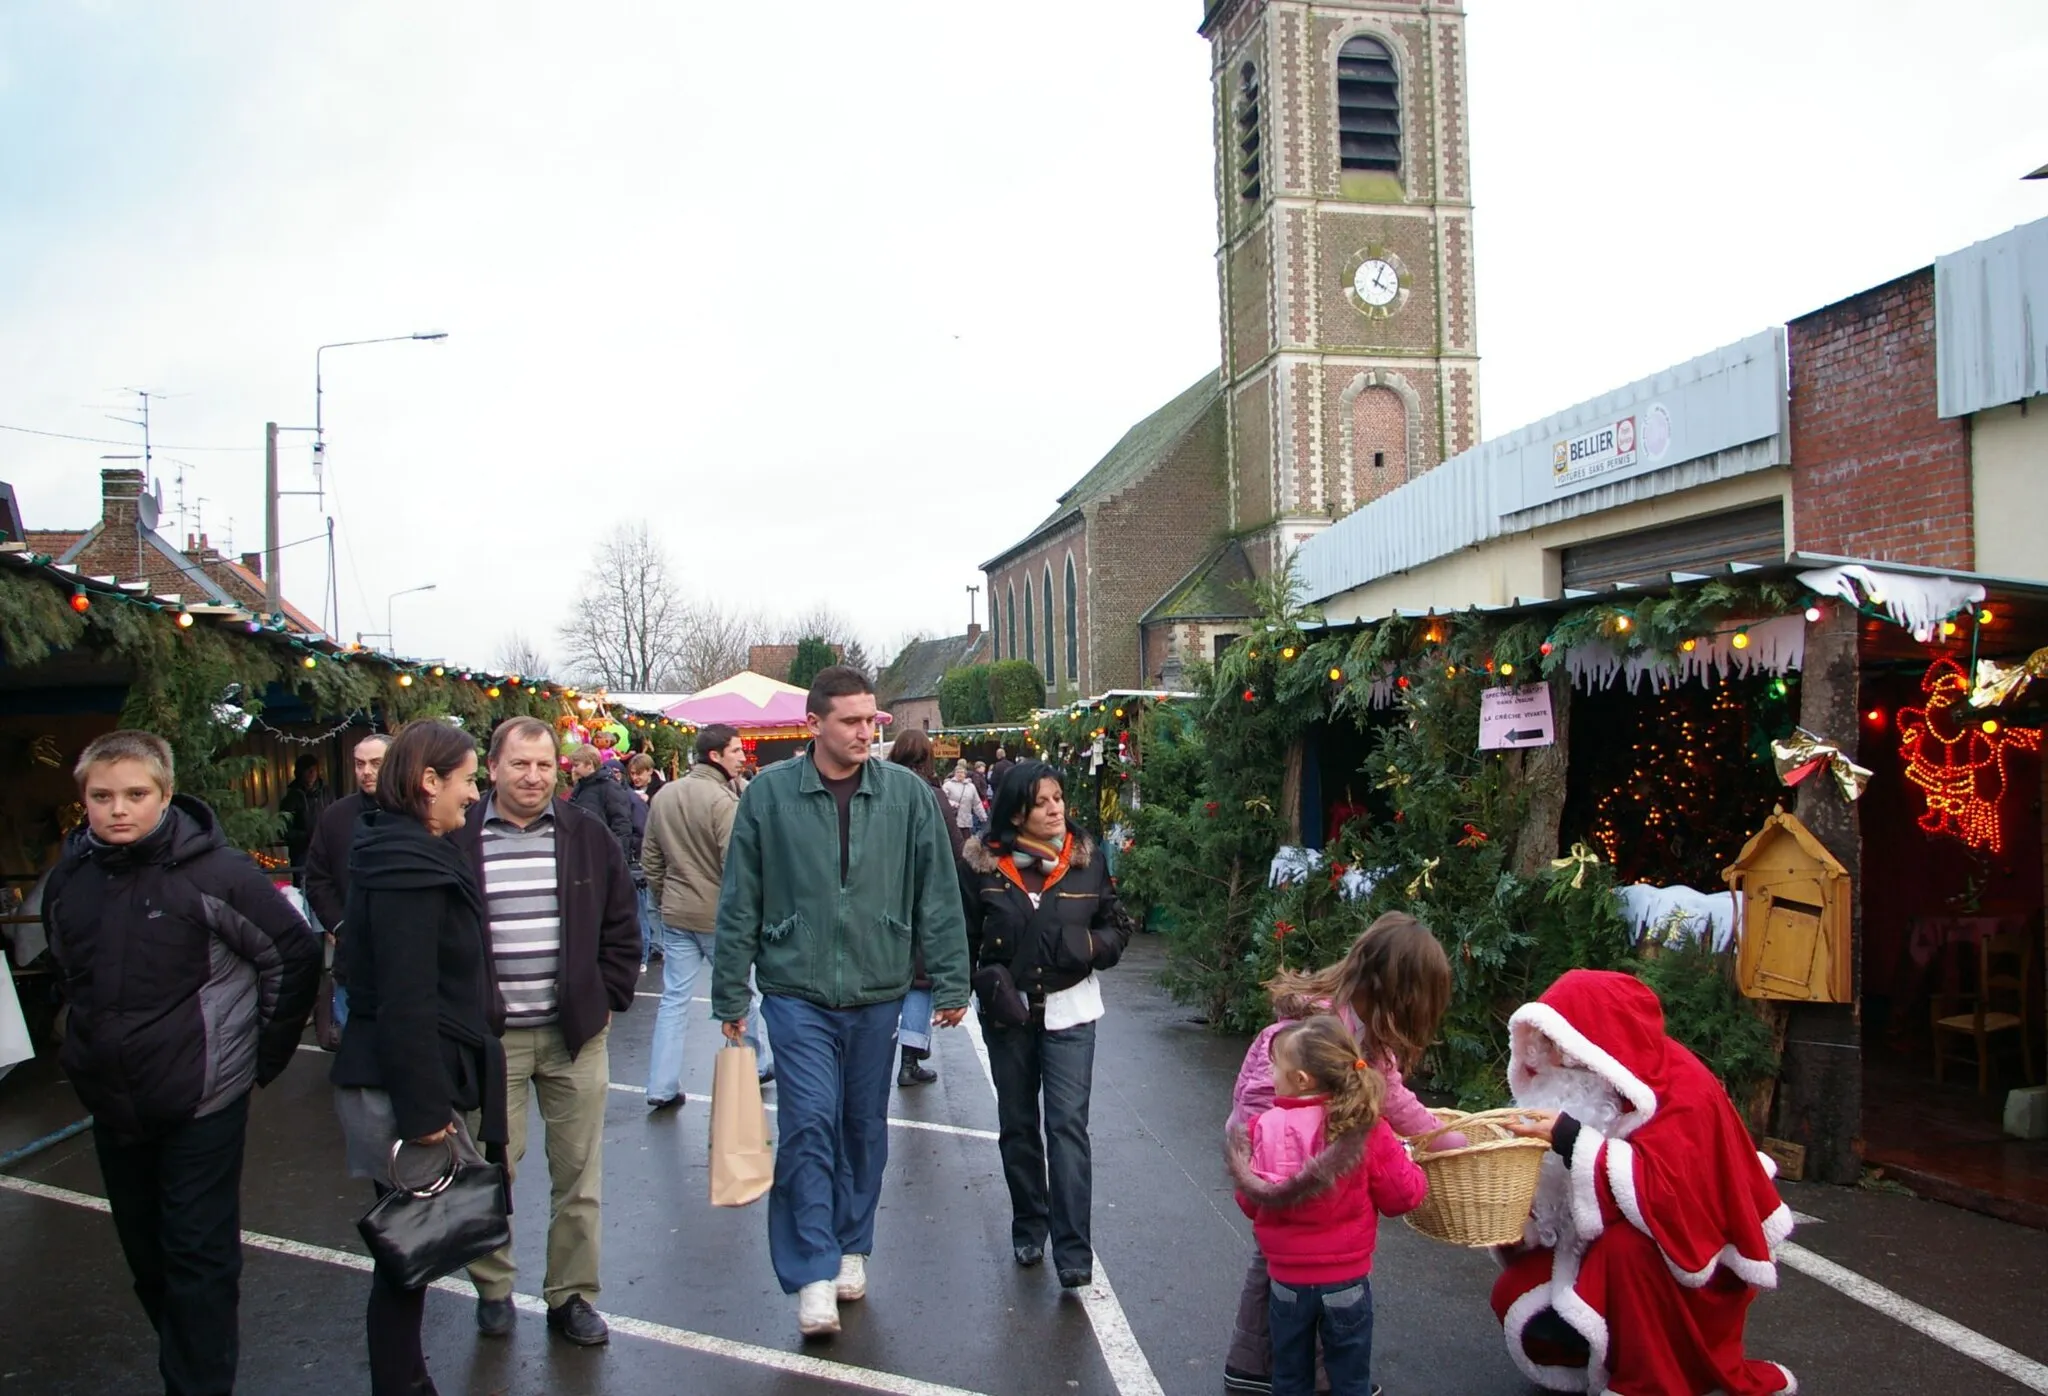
top-left (44, 730), bottom-right (320, 1396)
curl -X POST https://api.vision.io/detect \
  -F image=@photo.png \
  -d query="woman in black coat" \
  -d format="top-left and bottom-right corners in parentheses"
top-left (328, 721), bottom-right (499, 1396)
top-left (959, 760), bottom-right (1132, 1290)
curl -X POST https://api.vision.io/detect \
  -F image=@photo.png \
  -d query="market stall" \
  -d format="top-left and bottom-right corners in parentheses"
top-left (665, 671), bottom-right (815, 772)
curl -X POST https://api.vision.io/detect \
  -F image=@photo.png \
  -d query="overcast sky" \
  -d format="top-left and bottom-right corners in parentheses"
top-left (3, 1), bottom-right (2043, 675)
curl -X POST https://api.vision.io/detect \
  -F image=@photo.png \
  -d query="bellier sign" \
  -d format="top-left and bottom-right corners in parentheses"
top-left (1551, 414), bottom-right (1638, 489)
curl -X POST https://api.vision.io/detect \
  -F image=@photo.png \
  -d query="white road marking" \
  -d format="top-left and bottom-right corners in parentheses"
top-left (607, 1081), bottom-right (999, 1142)
top-left (960, 1011), bottom-right (1165, 1396)
top-left (1778, 1240), bottom-right (2048, 1393)
top-left (0, 1172), bottom-right (992, 1396)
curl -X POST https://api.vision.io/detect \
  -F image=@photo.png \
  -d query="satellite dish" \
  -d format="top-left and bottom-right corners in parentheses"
top-left (137, 482), bottom-right (162, 531)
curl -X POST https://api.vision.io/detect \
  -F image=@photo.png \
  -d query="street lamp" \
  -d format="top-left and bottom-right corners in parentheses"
top-left (313, 332), bottom-right (449, 491)
top-left (269, 330), bottom-right (448, 629)
top-left (386, 583), bottom-right (437, 656)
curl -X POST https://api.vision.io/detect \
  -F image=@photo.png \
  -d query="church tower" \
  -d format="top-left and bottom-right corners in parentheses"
top-left (1202, 0), bottom-right (1480, 573)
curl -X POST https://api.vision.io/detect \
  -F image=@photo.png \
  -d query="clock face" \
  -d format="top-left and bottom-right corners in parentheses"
top-left (1353, 258), bottom-right (1399, 307)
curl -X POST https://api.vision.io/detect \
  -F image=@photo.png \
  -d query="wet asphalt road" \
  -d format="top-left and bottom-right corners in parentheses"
top-left (5, 935), bottom-right (2048, 1395)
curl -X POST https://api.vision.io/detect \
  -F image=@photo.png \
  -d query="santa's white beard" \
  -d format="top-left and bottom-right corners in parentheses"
top-left (1515, 1063), bottom-right (1626, 1250)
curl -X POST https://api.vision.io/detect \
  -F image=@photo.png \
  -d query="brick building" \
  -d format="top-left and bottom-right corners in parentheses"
top-left (982, 0), bottom-right (1481, 691)
top-left (25, 467), bottom-right (322, 634)
top-left (1789, 270), bottom-right (1976, 570)
top-left (876, 624), bottom-right (988, 734)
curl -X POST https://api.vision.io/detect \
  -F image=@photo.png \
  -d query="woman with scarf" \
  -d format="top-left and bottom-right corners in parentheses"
top-left (958, 760), bottom-right (1132, 1290)
top-left (329, 721), bottom-right (504, 1396)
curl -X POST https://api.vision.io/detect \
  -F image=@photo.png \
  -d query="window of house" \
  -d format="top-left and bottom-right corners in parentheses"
top-left (1008, 582), bottom-right (1018, 660)
top-left (1336, 35), bottom-right (1399, 173)
top-left (1042, 567), bottom-right (1056, 686)
top-left (989, 592), bottom-right (1000, 660)
top-left (1236, 61), bottom-right (1263, 201)
top-left (1023, 583), bottom-right (1035, 666)
top-left (1064, 555), bottom-right (1079, 684)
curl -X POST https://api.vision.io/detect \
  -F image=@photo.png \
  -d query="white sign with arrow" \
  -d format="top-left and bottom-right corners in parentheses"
top-left (1479, 684), bottom-right (1556, 750)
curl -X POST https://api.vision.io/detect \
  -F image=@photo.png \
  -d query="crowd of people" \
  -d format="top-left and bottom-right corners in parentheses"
top-left (38, 665), bottom-right (1799, 1396)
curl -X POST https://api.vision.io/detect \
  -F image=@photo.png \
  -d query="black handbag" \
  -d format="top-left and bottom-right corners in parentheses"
top-left (356, 1135), bottom-right (509, 1291)
top-left (972, 962), bottom-right (1032, 1027)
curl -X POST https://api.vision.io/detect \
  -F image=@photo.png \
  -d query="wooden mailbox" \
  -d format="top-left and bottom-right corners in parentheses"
top-left (1724, 809), bottom-right (1851, 1003)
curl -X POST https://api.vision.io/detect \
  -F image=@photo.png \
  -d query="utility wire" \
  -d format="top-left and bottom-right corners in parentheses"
top-left (0, 421), bottom-right (263, 451)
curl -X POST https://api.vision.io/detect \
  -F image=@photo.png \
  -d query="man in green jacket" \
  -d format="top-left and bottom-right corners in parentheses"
top-left (712, 666), bottom-right (970, 1340)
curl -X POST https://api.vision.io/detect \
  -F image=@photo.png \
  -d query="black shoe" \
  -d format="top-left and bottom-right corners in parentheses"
top-left (1222, 1370), bottom-right (1272, 1395)
top-left (1057, 1267), bottom-right (1092, 1290)
top-left (546, 1295), bottom-right (609, 1346)
top-left (757, 1068), bottom-right (775, 1085)
top-left (646, 1094), bottom-right (679, 1112)
top-left (475, 1295), bottom-right (515, 1337)
top-left (898, 1058), bottom-right (937, 1087)
top-left (1013, 1243), bottom-right (1044, 1267)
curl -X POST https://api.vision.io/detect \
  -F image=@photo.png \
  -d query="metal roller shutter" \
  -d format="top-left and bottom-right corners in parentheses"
top-left (1560, 501), bottom-right (1785, 591)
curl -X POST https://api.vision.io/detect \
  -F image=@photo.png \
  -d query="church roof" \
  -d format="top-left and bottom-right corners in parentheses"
top-left (878, 629), bottom-right (990, 707)
top-left (981, 370), bottom-right (1223, 571)
top-left (1141, 536), bottom-right (1256, 623)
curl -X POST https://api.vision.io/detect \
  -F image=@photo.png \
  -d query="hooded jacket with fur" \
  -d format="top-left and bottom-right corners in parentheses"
top-left (958, 830), bottom-right (1132, 1001)
top-left (1228, 1098), bottom-right (1428, 1285)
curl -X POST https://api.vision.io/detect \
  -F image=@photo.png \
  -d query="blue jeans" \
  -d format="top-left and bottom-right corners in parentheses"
top-left (758, 994), bottom-right (901, 1293)
top-left (1268, 1274), bottom-right (1374, 1396)
top-left (636, 883), bottom-right (661, 963)
top-left (647, 924), bottom-right (770, 1102)
top-left (983, 1014), bottom-right (1096, 1273)
top-left (898, 987), bottom-right (934, 1054)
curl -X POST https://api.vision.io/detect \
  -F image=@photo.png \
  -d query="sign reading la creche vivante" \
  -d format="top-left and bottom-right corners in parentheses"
top-left (1478, 685), bottom-right (1556, 750)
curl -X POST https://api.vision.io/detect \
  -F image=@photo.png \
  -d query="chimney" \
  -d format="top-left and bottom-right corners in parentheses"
top-left (967, 622), bottom-right (982, 641)
top-left (241, 551), bottom-right (264, 578)
top-left (100, 467), bottom-right (144, 530)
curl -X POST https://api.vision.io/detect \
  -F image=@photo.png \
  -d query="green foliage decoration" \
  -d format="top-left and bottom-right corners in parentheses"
top-left (1630, 936), bottom-right (1781, 1110)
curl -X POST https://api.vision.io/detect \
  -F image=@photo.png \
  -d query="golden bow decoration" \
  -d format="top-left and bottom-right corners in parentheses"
top-left (1970, 648), bottom-right (2048, 709)
top-left (1771, 727), bottom-right (1872, 803)
top-left (1550, 842), bottom-right (1601, 890)
top-left (1405, 857), bottom-right (1439, 899)
top-left (1243, 795), bottom-right (1274, 816)
top-left (1649, 906), bottom-right (1695, 949)
top-left (30, 735), bottom-right (63, 768)
top-left (1376, 764), bottom-right (1412, 791)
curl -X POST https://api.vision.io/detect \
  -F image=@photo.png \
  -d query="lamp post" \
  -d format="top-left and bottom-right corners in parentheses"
top-left (385, 583), bottom-right (437, 656)
top-left (268, 331), bottom-right (449, 624)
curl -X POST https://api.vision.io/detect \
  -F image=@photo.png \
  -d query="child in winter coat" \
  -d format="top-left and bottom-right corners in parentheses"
top-left (1224, 912), bottom-right (1460, 1393)
top-left (1229, 1014), bottom-right (1428, 1396)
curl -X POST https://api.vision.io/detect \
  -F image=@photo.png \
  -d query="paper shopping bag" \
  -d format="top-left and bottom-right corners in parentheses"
top-left (709, 1044), bottom-right (774, 1207)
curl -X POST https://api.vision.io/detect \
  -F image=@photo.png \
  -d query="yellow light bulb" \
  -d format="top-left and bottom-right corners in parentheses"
top-left (1500, 662), bottom-right (1514, 677)
top-left (1983, 719), bottom-right (2000, 735)
top-left (1681, 638), bottom-right (1697, 653)
top-left (1731, 631), bottom-right (1751, 650)
top-left (1941, 620), bottom-right (1957, 637)
top-left (1979, 608), bottom-right (1995, 624)
top-left (397, 673), bottom-right (414, 687)
top-left (301, 655), bottom-right (318, 669)
top-left (1614, 615), bottom-right (1632, 632)
top-left (1281, 646), bottom-right (1296, 660)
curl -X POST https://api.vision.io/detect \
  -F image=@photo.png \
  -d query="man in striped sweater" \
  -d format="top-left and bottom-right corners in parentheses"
top-left (455, 716), bottom-right (640, 1347)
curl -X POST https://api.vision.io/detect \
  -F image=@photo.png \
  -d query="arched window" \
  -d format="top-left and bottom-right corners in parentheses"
top-left (989, 591), bottom-right (1001, 660)
top-left (1337, 35), bottom-right (1399, 173)
top-left (1235, 61), bottom-right (1263, 202)
top-left (1023, 582), bottom-right (1035, 666)
top-left (1007, 582), bottom-right (1018, 660)
top-left (1351, 385), bottom-right (1408, 507)
top-left (1042, 567), bottom-right (1056, 686)
top-left (1064, 554), bottom-right (1080, 684)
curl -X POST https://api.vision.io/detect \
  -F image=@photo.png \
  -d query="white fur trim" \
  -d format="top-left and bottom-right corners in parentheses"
top-left (1509, 1003), bottom-right (1658, 1135)
top-left (1771, 1361), bottom-right (1799, 1393)
top-left (1614, 1139), bottom-right (1788, 1291)
top-left (1549, 1240), bottom-right (1613, 1395)
top-left (1756, 1148), bottom-right (1778, 1180)
top-left (1501, 1273), bottom-right (1590, 1392)
top-left (1569, 1127), bottom-right (1607, 1244)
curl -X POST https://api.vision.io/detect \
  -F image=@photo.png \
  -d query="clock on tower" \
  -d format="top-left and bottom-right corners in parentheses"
top-left (1203, 0), bottom-right (1481, 568)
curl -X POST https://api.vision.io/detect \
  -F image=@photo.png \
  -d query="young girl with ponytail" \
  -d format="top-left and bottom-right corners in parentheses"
top-left (1227, 1015), bottom-right (1428, 1396)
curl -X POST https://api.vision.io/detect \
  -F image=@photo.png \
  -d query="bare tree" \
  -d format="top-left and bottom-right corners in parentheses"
top-left (495, 632), bottom-right (551, 679)
top-left (671, 599), bottom-right (762, 690)
top-left (557, 523), bottom-right (688, 689)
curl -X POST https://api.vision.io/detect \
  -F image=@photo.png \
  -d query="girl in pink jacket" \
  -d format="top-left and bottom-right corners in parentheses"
top-left (1229, 1014), bottom-right (1427, 1396)
top-left (1224, 913), bottom-right (1461, 1393)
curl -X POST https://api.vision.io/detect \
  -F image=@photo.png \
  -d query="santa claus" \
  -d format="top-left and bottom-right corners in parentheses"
top-left (1492, 970), bottom-right (1797, 1395)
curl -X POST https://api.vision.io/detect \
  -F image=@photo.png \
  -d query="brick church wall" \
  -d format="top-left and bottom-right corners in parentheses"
top-left (1789, 269), bottom-right (1974, 569)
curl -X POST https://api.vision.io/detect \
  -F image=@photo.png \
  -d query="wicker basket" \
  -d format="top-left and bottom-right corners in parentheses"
top-left (1403, 1108), bottom-right (1551, 1248)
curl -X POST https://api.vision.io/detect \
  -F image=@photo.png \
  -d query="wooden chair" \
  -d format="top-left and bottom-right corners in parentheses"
top-left (1932, 931), bottom-right (2037, 1094)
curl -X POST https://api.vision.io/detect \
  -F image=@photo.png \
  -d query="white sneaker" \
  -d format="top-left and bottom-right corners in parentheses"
top-left (835, 1253), bottom-right (868, 1301)
top-left (797, 1280), bottom-right (840, 1337)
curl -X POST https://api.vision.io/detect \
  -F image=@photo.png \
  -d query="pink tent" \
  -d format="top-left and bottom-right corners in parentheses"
top-left (664, 671), bottom-right (810, 732)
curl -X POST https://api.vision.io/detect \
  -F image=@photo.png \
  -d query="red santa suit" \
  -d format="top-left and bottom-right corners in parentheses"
top-left (1491, 970), bottom-right (1796, 1395)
